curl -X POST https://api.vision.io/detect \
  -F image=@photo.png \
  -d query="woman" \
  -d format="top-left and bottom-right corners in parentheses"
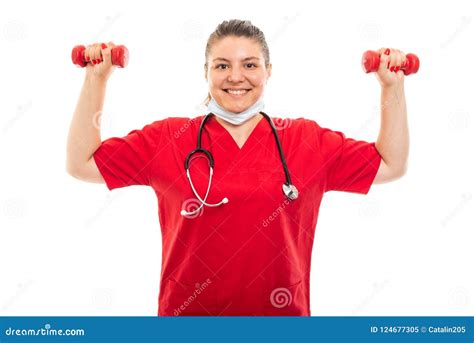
top-left (66, 19), bottom-right (409, 316)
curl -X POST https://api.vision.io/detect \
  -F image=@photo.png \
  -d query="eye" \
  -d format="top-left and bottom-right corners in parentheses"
top-left (216, 64), bottom-right (229, 70)
top-left (245, 63), bottom-right (257, 69)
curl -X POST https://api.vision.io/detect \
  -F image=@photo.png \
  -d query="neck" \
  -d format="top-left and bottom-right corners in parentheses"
top-left (214, 112), bottom-right (264, 149)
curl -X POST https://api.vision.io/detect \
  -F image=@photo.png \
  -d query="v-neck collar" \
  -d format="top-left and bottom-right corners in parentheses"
top-left (205, 113), bottom-right (268, 155)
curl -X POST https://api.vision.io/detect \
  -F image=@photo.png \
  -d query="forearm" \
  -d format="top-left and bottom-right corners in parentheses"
top-left (375, 84), bottom-right (409, 174)
top-left (66, 76), bottom-right (107, 172)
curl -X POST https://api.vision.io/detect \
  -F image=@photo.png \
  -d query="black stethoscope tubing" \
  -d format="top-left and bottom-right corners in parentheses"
top-left (184, 112), bottom-right (298, 203)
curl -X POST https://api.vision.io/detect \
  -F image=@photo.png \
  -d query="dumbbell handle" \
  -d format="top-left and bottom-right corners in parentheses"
top-left (71, 45), bottom-right (129, 68)
top-left (362, 50), bottom-right (419, 75)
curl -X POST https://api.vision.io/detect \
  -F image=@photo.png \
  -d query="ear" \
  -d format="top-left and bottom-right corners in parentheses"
top-left (266, 63), bottom-right (272, 82)
top-left (204, 64), bottom-right (208, 82)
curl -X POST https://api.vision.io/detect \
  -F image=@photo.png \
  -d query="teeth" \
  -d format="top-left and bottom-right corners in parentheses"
top-left (226, 89), bottom-right (248, 95)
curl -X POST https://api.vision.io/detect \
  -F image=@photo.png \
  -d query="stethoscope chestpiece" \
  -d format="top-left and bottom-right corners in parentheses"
top-left (282, 183), bottom-right (299, 201)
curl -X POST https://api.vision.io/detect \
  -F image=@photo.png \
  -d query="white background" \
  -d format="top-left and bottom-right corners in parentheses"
top-left (0, 0), bottom-right (472, 316)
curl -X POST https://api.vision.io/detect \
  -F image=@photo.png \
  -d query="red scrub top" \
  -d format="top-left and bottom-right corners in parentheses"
top-left (93, 114), bottom-right (382, 316)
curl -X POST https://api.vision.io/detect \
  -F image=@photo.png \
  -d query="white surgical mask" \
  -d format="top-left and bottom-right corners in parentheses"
top-left (207, 96), bottom-right (265, 125)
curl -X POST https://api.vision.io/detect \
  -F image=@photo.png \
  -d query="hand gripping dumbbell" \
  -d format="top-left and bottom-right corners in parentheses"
top-left (71, 44), bottom-right (129, 68)
top-left (362, 50), bottom-right (419, 75)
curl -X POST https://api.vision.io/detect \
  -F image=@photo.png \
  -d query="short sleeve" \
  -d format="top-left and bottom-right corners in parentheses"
top-left (92, 120), bottom-right (165, 190)
top-left (317, 123), bottom-right (382, 194)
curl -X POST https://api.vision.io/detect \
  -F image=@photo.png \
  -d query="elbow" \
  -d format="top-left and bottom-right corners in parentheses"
top-left (66, 165), bottom-right (76, 178)
top-left (66, 162), bottom-right (81, 179)
top-left (393, 163), bottom-right (408, 180)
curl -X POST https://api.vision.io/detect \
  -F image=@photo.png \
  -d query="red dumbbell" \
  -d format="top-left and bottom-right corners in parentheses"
top-left (362, 50), bottom-right (419, 75)
top-left (71, 45), bottom-right (129, 68)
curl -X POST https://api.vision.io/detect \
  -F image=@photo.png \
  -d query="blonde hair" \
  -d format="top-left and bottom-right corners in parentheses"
top-left (202, 19), bottom-right (271, 106)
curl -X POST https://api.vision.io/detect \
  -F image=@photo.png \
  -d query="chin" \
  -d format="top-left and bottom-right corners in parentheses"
top-left (222, 101), bottom-right (254, 113)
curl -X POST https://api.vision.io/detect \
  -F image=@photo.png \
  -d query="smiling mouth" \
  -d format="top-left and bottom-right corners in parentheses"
top-left (223, 89), bottom-right (251, 96)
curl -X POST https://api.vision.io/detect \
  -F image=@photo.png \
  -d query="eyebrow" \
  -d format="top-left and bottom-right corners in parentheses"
top-left (212, 57), bottom-right (259, 62)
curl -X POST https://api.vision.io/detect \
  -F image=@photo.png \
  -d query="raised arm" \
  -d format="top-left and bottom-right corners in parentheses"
top-left (373, 47), bottom-right (409, 184)
top-left (66, 42), bottom-right (116, 183)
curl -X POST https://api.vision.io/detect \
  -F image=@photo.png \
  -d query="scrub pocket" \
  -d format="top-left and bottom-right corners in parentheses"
top-left (263, 279), bottom-right (307, 316)
top-left (160, 277), bottom-right (217, 316)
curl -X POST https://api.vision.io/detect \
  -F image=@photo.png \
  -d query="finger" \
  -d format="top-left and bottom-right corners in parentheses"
top-left (85, 45), bottom-right (92, 64)
top-left (400, 51), bottom-right (407, 69)
top-left (88, 44), bottom-right (95, 64)
top-left (378, 47), bottom-right (391, 72)
top-left (390, 49), bottom-right (399, 72)
top-left (394, 50), bottom-right (402, 72)
top-left (389, 48), bottom-right (397, 72)
top-left (88, 44), bottom-right (97, 65)
top-left (92, 43), bottom-right (101, 64)
top-left (101, 42), bottom-right (111, 65)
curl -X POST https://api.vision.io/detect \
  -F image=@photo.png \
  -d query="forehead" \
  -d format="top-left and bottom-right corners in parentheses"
top-left (209, 36), bottom-right (263, 61)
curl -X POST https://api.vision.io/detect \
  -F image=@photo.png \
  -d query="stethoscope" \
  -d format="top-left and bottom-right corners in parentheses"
top-left (180, 112), bottom-right (299, 217)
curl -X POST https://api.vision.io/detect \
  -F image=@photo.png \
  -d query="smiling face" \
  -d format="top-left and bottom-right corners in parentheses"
top-left (205, 36), bottom-right (272, 113)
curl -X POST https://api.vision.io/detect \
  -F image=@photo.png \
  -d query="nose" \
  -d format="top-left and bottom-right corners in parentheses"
top-left (227, 66), bottom-right (245, 83)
